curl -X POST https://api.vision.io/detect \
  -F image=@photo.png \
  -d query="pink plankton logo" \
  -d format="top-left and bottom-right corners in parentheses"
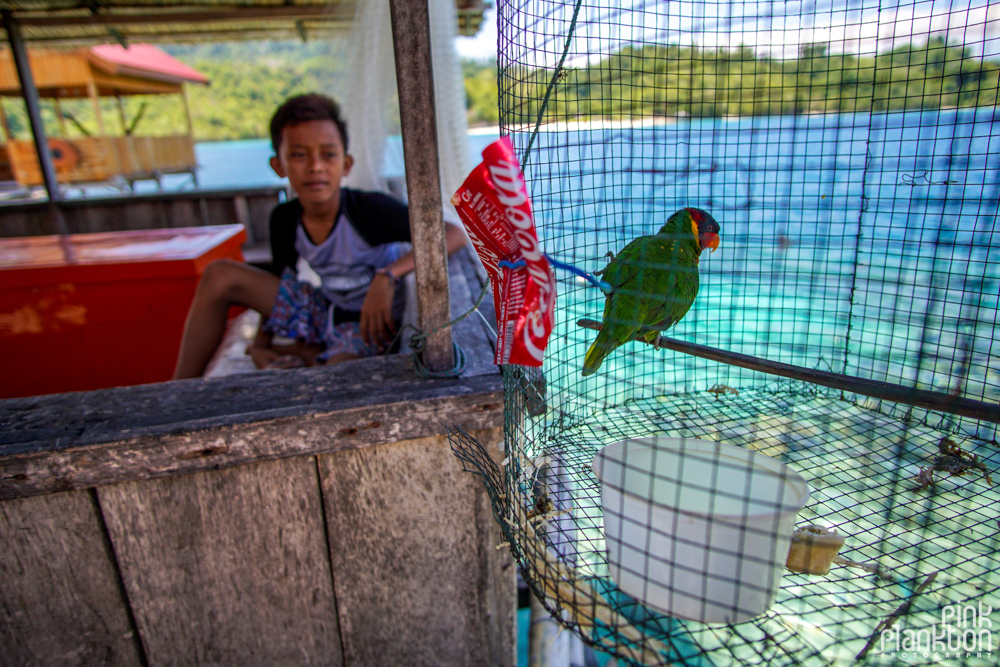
top-left (880, 602), bottom-right (993, 660)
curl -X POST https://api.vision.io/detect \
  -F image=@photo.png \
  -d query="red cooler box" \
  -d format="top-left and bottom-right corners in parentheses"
top-left (0, 225), bottom-right (247, 398)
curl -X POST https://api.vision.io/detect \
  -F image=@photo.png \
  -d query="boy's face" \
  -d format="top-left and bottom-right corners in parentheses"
top-left (270, 120), bottom-right (353, 207)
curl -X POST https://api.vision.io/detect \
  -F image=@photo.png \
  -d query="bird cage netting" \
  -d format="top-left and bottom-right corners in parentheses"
top-left (449, 0), bottom-right (1000, 664)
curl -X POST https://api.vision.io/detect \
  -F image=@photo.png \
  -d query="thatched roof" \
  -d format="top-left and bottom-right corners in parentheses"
top-left (0, 0), bottom-right (489, 45)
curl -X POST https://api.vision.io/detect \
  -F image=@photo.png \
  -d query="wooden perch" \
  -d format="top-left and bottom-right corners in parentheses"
top-left (576, 318), bottom-right (1000, 424)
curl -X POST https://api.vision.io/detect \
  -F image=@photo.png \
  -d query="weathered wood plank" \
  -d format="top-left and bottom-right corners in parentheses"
top-left (0, 489), bottom-right (143, 666)
top-left (319, 427), bottom-right (515, 666)
top-left (98, 456), bottom-right (341, 667)
top-left (0, 353), bottom-right (494, 449)
top-left (0, 353), bottom-right (502, 500)
top-left (166, 199), bottom-right (199, 228)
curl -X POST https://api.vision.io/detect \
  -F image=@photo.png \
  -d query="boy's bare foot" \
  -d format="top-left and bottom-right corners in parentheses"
top-left (265, 354), bottom-right (307, 369)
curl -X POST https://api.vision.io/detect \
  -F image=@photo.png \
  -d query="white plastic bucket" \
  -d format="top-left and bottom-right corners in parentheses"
top-left (593, 437), bottom-right (810, 624)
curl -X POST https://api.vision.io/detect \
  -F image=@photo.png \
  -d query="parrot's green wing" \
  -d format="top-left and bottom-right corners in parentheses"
top-left (582, 234), bottom-right (701, 376)
top-left (635, 237), bottom-right (701, 343)
top-left (606, 235), bottom-right (700, 340)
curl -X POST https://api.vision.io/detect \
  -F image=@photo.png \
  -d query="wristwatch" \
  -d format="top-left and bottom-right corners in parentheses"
top-left (375, 267), bottom-right (399, 282)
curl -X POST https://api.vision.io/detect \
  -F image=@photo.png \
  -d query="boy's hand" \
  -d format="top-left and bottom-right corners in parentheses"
top-left (247, 342), bottom-right (283, 369)
top-left (361, 273), bottom-right (397, 351)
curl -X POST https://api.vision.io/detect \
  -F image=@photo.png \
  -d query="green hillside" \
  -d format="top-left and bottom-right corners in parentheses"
top-left (505, 39), bottom-right (999, 123)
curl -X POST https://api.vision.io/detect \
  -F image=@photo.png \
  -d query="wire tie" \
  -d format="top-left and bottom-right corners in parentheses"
top-left (391, 279), bottom-right (491, 378)
top-left (499, 255), bottom-right (611, 294)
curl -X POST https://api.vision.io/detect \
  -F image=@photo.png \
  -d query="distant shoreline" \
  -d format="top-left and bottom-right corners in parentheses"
top-left (468, 106), bottom-right (996, 135)
top-left (493, 117), bottom-right (681, 134)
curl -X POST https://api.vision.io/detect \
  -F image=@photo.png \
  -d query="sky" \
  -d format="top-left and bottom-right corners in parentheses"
top-left (455, 5), bottom-right (498, 60)
top-left (453, 1), bottom-right (999, 63)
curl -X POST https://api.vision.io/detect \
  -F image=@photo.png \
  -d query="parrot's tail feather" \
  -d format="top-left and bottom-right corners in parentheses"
top-left (582, 331), bottom-right (616, 376)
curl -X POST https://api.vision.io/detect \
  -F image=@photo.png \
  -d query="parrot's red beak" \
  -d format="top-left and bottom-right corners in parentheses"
top-left (701, 232), bottom-right (720, 253)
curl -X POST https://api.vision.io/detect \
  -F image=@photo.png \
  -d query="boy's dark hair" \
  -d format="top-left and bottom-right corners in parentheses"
top-left (269, 93), bottom-right (348, 153)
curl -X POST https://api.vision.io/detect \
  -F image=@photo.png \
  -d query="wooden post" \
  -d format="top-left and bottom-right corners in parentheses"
top-left (87, 80), bottom-right (107, 137)
top-left (2, 10), bottom-right (67, 235)
top-left (0, 99), bottom-right (11, 141)
top-left (233, 194), bottom-right (253, 243)
top-left (88, 79), bottom-right (120, 175)
top-left (180, 86), bottom-right (198, 187)
top-left (115, 93), bottom-right (142, 174)
top-left (388, 0), bottom-right (453, 373)
top-left (115, 94), bottom-right (127, 133)
top-left (180, 86), bottom-right (194, 136)
top-left (52, 98), bottom-right (67, 136)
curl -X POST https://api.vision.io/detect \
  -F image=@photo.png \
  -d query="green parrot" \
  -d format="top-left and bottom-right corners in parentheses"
top-left (582, 208), bottom-right (721, 376)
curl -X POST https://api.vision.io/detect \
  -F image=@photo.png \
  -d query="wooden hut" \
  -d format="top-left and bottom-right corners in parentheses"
top-left (0, 44), bottom-right (208, 188)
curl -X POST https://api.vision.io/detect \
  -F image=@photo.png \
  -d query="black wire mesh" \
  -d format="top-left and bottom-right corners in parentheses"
top-left (454, 0), bottom-right (999, 664)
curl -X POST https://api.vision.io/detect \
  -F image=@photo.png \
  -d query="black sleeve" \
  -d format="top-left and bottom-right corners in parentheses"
top-left (268, 199), bottom-right (303, 276)
top-left (341, 188), bottom-right (412, 247)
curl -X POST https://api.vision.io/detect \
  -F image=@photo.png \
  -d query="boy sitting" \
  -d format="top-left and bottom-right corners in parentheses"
top-left (172, 93), bottom-right (467, 379)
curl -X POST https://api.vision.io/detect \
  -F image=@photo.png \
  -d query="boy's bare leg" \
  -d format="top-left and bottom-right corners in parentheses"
top-left (173, 259), bottom-right (281, 379)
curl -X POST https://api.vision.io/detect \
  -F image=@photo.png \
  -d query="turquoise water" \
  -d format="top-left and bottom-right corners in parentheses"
top-left (501, 109), bottom-right (999, 434)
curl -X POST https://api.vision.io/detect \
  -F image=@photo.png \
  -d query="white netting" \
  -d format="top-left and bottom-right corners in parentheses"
top-left (341, 0), bottom-right (470, 215)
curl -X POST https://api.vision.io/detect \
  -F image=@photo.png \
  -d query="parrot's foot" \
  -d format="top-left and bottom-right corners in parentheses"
top-left (654, 333), bottom-right (662, 350)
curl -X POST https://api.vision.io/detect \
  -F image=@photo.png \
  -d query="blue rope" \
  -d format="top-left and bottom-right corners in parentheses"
top-left (498, 255), bottom-right (611, 294)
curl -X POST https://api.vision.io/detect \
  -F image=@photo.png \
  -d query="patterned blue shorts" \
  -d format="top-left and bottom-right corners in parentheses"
top-left (263, 269), bottom-right (380, 363)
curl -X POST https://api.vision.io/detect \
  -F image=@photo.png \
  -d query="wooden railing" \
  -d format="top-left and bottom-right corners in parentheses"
top-left (112, 135), bottom-right (197, 177)
top-left (2, 134), bottom-right (196, 186)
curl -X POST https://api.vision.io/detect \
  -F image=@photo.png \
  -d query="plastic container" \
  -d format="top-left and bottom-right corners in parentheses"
top-left (593, 437), bottom-right (810, 624)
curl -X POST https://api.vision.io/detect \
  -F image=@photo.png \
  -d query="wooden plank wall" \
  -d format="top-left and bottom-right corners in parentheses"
top-left (0, 186), bottom-right (285, 238)
top-left (0, 489), bottom-right (142, 666)
top-left (1, 246), bottom-right (510, 664)
top-left (0, 427), bottom-right (513, 666)
top-left (320, 432), bottom-right (511, 666)
top-left (99, 456), bottom-right (341, 666)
